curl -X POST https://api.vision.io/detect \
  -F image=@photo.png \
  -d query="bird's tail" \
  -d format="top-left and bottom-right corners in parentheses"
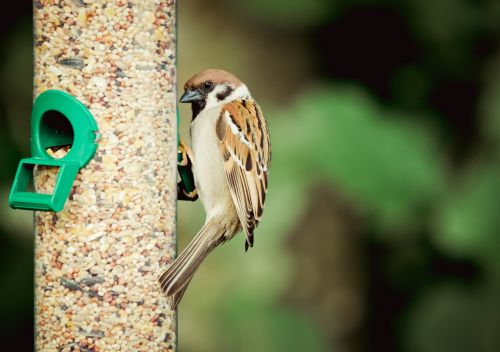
top-left (159, 219), bottom-right (222, 308)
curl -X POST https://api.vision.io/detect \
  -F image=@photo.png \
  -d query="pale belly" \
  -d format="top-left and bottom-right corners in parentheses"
top-left (190, 108), bottom-right (233, 218)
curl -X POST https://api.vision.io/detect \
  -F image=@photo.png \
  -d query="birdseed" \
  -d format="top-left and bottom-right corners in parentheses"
top-left (33, 0), bottom-right (177, 350)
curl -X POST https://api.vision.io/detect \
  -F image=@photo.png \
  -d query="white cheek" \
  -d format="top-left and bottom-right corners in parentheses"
top-left (230, 84), bottom-right (251, 101)
top-left (205, 85), bottom-right (227, 110)
top-left (204, 84), bottom-right (252, 110)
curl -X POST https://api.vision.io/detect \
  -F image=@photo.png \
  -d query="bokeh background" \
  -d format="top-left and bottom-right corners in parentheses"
top-left (1, 0), bottom-right (500, 351)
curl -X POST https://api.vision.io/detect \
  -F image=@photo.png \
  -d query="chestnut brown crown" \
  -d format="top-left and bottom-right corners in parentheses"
top-left (184, 69), bottom-right (243, 91)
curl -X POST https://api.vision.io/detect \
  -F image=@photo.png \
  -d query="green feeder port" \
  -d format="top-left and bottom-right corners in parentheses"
top-left (9, 90), bottom-right (99, 212)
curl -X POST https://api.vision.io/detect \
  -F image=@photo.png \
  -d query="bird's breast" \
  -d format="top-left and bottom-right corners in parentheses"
top-left (190, 107), bottom-right (232, 216)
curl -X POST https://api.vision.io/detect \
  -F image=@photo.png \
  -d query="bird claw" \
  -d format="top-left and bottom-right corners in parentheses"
top-left (178, 139), bottom-right (190, 167)
top-left (177, 138), bottom-right (198, 201)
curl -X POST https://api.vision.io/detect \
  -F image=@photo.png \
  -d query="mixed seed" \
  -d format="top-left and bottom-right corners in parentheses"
top-left (33, 0), bottom-right (177, 351)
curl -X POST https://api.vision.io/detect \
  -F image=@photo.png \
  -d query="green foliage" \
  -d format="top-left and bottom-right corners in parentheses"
top-left (271, 87), bottom-right (445, 229)
top-left (405, 284), bottom-right (500, 352)
top-left (230, 0), bottom-right (335, 28)
top-left (479, 58), bottom-right (500, 148)
top-left (433, 162), bottom-right (500, 265)
top-left (221, 294), bottom-right (329, 352)
top-left (407, 0), bottom-right (500, 74)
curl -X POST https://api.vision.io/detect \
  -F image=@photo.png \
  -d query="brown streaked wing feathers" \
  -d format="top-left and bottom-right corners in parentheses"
top-left (216, 99), bottom-right (271, 249)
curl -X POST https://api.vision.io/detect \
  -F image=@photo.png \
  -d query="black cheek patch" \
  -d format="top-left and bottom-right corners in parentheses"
top-left (216, 86), bottom-right (234, 101)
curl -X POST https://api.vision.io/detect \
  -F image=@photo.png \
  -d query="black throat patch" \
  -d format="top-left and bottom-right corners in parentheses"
top-left (191, 100), bottom-right (206, 121)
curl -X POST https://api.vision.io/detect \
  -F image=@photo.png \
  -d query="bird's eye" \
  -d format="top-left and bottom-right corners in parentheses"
top-left (203, 81), bottom-right (213, 90)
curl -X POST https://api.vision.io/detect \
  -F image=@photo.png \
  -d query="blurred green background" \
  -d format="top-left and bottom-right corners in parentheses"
top-left (1, 0), bottom-right (500, 351)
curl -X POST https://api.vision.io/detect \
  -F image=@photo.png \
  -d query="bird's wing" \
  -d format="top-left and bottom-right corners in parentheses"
top-left (216, 98), bottom-right (271, 250)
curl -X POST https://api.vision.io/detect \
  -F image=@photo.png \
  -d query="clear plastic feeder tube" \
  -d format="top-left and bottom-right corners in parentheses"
top-left (33, 0), bottom-right (177, 350)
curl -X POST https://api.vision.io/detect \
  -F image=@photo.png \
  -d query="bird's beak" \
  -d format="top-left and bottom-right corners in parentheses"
top-left (179, 90), bottom-right (203, 103)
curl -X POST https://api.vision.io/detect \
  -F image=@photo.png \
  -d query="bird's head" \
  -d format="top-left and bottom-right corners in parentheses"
top-left (180, 69), bottom-right (250, 119)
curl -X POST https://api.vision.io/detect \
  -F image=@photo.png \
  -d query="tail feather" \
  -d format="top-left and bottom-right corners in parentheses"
top-left (166, 277), bottom-right (193, 309)
top-left (159, 220), bottom-right (221, 308)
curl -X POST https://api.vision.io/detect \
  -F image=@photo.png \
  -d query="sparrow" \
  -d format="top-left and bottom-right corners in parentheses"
top-left (159, 69), bottom-right (271, 308)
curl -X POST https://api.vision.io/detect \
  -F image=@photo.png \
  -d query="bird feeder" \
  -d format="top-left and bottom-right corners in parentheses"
top-left (9, 1), bottom-right (178, 350)
top-left (9, 90), bottom-right (98, 211)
